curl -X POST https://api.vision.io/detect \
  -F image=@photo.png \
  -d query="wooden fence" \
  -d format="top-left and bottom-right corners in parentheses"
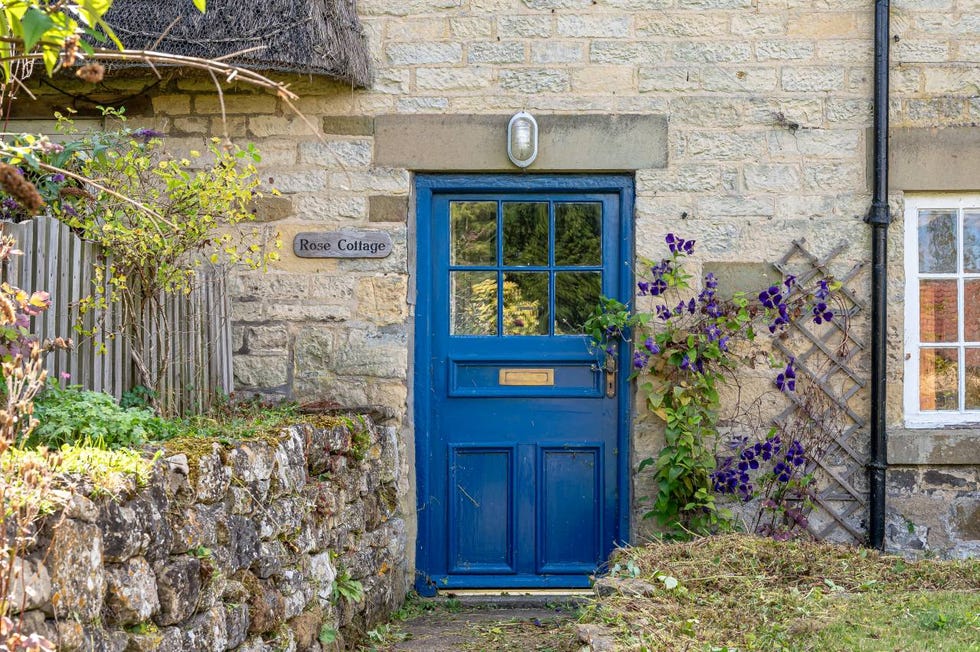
top-left (1, 216), bottom-right (233, 414)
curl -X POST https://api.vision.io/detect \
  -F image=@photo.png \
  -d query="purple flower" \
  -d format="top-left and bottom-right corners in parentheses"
top-left (656, 304), bottom-right (672, 321)
top-left (759, 286), bottom-right (783, 310)
top-left (812, 301), bottom-right (833, 324)
top-left (49, 173), bottom-right (66, 183)
top-left (718, 336), bottom-right (729, 352)
top-left (784, 275), bottom-right (797, 290)
top-left (665, 233), bottom-right (695, 256)
top-left (775, 359), bottom-right (797, 392)
top-left (133, 127), bottom-right (164, 143)
top-left (815, 279), bottom-right (831, 300)
top-left (633, 351), bottom-right (650, 369)
top-left (644, 337), bottom-right (660, 354)
top-left (705, 272), bottom-right (718, 289)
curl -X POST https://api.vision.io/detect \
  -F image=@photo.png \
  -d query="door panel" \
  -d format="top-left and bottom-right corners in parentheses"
top-left (415, 175), bottom-right (633, 593)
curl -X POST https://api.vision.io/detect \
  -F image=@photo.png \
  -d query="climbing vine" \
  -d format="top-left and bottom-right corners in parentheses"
top-left (585, 234), bottom-right (842, 537)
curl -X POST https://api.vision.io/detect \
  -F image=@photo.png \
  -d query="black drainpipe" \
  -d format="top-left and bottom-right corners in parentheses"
top-left (866, 0), bottom-right (891, 550)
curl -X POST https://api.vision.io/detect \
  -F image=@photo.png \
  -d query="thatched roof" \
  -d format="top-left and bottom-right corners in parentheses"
top-left (104, 0), bottom-right (372, 87)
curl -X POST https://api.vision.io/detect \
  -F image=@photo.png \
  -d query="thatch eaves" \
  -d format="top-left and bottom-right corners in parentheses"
top-left (104, 0), bottom-right (372, 87)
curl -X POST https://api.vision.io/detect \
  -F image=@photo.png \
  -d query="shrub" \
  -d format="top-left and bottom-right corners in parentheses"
top-left (30, 384), bottom-right (172, 449)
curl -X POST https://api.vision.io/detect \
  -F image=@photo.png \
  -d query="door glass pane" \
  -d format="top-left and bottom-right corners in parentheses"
top-left (918, 209), bottom-right (957, 273)
top-left (502, 272), bottom-right (548, 335)
top-left (919, 280), bottom-right (958, 343)
top-left (963, 211), bottom-right (980, 273)
top-left (966, 349), bottom-right (980, 410)
top-left (555, 203), bottom-right (602, 266)
top-left (503, 202), bottom-right (549, 266)
top-left (966, 280), bottom-right (980, 341)
top-left (451, 271), bottom-right (497, 335)
top-left (555, 272), bottom-right (601, 335)
top-left (451, 201), bottom-right (497, 266)
top-left (919, 348), bottom-right (958, 411)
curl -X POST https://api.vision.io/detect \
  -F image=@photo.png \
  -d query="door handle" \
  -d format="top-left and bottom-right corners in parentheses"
top-left (605, 347), bottom-right (617, 398)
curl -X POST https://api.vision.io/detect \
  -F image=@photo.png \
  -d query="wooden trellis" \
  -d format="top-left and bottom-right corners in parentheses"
top-left (771, 239), bottom-right (870, 544)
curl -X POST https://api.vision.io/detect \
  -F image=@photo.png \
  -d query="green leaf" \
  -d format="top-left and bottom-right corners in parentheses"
top-left (21, 7), bottom-right (55, 51)
top-left (193, 0), bottom-right (207, 11)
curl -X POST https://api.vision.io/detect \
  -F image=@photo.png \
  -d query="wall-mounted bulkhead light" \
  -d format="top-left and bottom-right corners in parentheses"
top-left (507, 111), bottom-right (538, 168)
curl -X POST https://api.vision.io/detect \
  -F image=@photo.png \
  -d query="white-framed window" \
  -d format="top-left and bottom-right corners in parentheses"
top-left (904, 194), bottom-right (980, 428)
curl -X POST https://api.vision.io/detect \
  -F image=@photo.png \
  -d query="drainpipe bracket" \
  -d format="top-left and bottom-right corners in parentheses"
top-left (865, 201), bottom-right (892, 226)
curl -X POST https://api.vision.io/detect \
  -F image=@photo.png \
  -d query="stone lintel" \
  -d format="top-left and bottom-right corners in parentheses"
top-left (374, 113), bottom-right (668, 171)
top-left (890, 127), bottom-right (980, 192)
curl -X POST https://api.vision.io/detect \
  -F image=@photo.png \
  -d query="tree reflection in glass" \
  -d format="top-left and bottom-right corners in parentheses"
top-left (451, 201), bottom-right (497, 266)
top-left (918, 209), bottom-right (957, 273)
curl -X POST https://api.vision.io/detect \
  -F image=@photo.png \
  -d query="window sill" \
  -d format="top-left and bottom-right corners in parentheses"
top-left (888, 428), bottom-right (980, 465)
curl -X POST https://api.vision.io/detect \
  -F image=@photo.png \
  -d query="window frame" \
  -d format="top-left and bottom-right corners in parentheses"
top-left (903, 193), bottom-right (980, 428)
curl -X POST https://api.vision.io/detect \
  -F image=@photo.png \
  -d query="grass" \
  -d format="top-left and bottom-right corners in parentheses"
top-left (576, 534), bottom-right (980, 651)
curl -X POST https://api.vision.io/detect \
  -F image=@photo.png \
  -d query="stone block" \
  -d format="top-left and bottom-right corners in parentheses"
top-left (636, 12), bottom-right (728, 37)
top-left (195, 445), bottom-right (232, 504)
top-left (126, 626), bottom-right (183, 652)
top-left (499, 68), bottom-right (571, 93)
top-left (247, 578), bottom-right (286, 634)
top-left (781, 66), bottom-right (846, 92)
top-left (451, 16), bottom-right (493, 39)
top-left (672, 41), bottom-right (752, 63)
top-left (571, 66), bottom-right (635, 93)
top-left (298, 139), bottom-right (373, 168)
top-left (297, 194), bottom-right (368, 221)
top-left (532, 42), bottom-right (584, 64)
top-left (196, 95), bottom-right (277, 115)
top-left (249, 196), bottom-right (294, 222)
top-left (744, 163), bottom-right (802, 192)
top-left (154, 556), bottom-right (201, 627)
top-left (225, 603), bottom-right (250, 649)
top-left (369, 195), bottom-right (408, 223)
top-left (234, 355), bottom-right (289, 390)
top-left (182, 606), bottom-right (228, 651)
top-left (321, 116), bottom-right (375, 136)
top-left (415, 66), bottom-right (495, 91)
top-left (755, 39), bottom-right (816, 60)
top-left (497, 15), bottom-right (551, 37)
top-left (385, 42), bottom-right (462, 65)
top-left (702, 262), bottom-right (779, 300)
top-left (105, 557), bottom-right (160, 625)
top-left (6, 557), bottom-right (50, 613)
top-left (264, 168), bottom-right (327, 194)
top-left (467, 41), bottom-right (525, 64)
top-left (557, 15), bottom-right (630, 38)
top-left (589, 41), bottom-right (668, 66)
top-left (355, 275), bottom-right (409, 326)
top-left (48, 520), bottom-right (105, 621)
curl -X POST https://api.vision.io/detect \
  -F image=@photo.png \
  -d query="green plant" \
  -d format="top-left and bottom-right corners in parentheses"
top-left (585, 234), bottom-right (843, 537)
top-left (331, 568), bottom-right (364, 604)
top-left (30, 384), bottom-right (173, 449)
top-left (317, 625), bottom-right (337, 645)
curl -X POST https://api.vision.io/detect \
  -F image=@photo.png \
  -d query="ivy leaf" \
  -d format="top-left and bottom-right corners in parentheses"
top-left (21, 7), bottom-right (55, 51)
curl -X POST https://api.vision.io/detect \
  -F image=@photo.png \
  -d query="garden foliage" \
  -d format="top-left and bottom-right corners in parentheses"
top-left (586, 234), bottom-right (843, 538)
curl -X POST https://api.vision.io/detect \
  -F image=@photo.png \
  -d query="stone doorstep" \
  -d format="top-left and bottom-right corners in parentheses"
top-left (421, 590), bottom-right (591, 609)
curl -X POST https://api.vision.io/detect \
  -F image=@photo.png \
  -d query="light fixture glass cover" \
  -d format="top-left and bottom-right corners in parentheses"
top-left (507, 111), bottom-right (538, 168)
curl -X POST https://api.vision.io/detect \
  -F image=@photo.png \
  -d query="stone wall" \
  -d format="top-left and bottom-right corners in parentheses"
top-left (10, 420), bottom-right (408, 651)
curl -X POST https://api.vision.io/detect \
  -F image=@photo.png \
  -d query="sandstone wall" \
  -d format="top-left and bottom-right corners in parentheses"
top-left (10, 421), bottom-right (407, 651)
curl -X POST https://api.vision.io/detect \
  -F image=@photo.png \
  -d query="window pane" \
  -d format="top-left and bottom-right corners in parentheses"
top-left (919, 280), bottom-right (958, 343)
top-left (918, 209), bottom-right (957, 273)
top-left (555, 272), bottom-right (602, 335)
top-left (966, 280), bottom-right (980, 341)
top-left (966, 349), bottom-right (980, 410)
top-left (555, 203), bottom-right (602, 266)
top-left (451, 201), bottom-right (497, 266)
top-left (503, 272), bottom-right (549, 335)
top-left (919, 348), bottom-right (959, 411)
top-left (503, 202), bottom-right (549, 266)
top-left (452, 271), bottom-right (497, 335)
top-left (963, 211), bottom-right (980, 273)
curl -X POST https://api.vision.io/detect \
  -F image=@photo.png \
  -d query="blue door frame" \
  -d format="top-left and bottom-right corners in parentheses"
top-left (414, 175), bottom-right (634, 594)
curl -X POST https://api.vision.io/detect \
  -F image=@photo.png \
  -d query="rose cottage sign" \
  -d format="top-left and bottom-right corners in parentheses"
top-left (293, 230), bottom-right (393, 258)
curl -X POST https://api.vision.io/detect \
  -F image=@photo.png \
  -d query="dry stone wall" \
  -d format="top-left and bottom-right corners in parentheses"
top-left (10, 420), bottom-right (407, 651)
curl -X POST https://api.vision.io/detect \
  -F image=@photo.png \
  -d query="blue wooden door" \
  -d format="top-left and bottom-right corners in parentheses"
top-left (414, 175), bottom-right (632, 593)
